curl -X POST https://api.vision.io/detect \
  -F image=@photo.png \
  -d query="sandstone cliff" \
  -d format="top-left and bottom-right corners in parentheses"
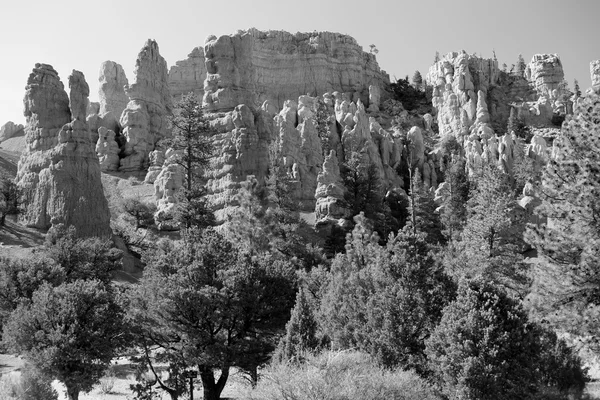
top-left (202, 28), bottom-right (389, 112)
top-left (169, 46), bottom-right (207, 100)
top-left (16, 64), bottom-right (111, 238)
top-left (98, 60), bottom-right (129, 129)
top-left (591, 60), bottom-right (600, 89)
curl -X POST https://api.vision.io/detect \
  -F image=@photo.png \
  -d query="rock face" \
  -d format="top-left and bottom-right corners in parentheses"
top-left (525, 54), bottom-right (565, 101)
top-left (591, 60), bottom-right (600, 89)
top-left (98, 61), bottom-right (129, 118)
top-left (96, 126), bottom-right (120, 171)
top-left (426, 51), bottom-right (500, 139)
top-left (120, 40), bottom-right (173, 172)
top-left (0, 121), bottom-right (24, 142)
top-left (315, 150), bottom-right (347, 224)
top-left (203, 28), bottom-right (389, 112)
top-left (168, 46), bottom-right (207, 100)
top-left (16, 64), bottom-right (111, 238)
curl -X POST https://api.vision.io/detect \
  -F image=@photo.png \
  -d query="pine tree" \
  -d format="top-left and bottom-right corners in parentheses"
top-left (574, 79), bottom-right (582, 98)
top-left (412, 70), bottom-right (423, 90)
top-left (166, 93), bottom-right (216, 229)
top-left (406, 168), bottom-right (445, 245)
top-left (446, 166), bottom-right (529, 294)
top-left (437, 156), bottom-right (469, 241)
top-left (515, 54), bottom-right (527, 77)
top-left (434, 51), bottom-right (440, 63)
top-left (526, 92), bottom-right (600, 341)
top-left (277, 286), bottom-right (319, 362)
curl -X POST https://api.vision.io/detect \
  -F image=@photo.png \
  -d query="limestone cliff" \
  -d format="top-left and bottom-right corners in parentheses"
top-left (120, 39), bottom-right (173, 172)
top-left (16, 64), bottom-right (111, 238)
top-left (202, 28), bottom-right (389, 112)
top-left (168, 46), bottom-right (207, 100)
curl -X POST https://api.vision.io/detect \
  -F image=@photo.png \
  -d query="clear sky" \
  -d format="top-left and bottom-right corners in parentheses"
top-left (1, 0), bottom-right (599, 126)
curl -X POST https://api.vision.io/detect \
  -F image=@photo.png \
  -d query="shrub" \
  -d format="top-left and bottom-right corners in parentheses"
top-left (246, 350), bottom-right (439, 400)
top-left (0, 367), bottom-right (58, 400)
top-left (98, 364), bottom-right (118, 394)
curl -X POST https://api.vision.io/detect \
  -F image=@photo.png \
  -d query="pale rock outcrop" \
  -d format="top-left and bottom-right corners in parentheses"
top-left (154, 158), bottom-right (184, 230)
top-left (406, 126), bottom-right (425, 171)
top-left (96, 126), bottom-right (120, 171)
top-left (315, 150), bottom-right (347, 225)
top-left (144, 149), bottom-right (166, 183)
top-left (120, 39), bottom-right (173, 172)
top-left (368, 85), bottom-right (381, 112)
top-left (203, 28), bottom-right (389, 112)
top-left (427, 52), bottom-right (499, 138)
top-left (525, 54), bottom-right (566, 102)
top-left (591, 60), bottom-right (600, 89)
top-left (16, 65), bottom-right (111, 238)
top-left (168, 46), bottom-right (207, 99)
top-left (0, 121), bottom-right (24, 142)
top-left (525, 133), bottom-right (547, 165)
top-left (99, 61), bottom-right (129, 118)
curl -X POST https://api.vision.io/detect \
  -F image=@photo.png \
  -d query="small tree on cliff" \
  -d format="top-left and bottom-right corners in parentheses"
top-left (167, 93), bottom-right (216, 229)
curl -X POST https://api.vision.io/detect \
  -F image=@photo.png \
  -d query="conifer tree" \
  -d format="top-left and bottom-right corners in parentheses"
top-left (406, 168), bottom-right (445, 245)
top-left (166, 93), bottom-right (216, 229)
top-left (446, 166), bottom-right (529, 294)
top-left (276, 286), bottom-right (319, 362)
top-left (412, 70), bottom-right (423, 90)
top-left (526, 92), bottom-right (600, 341)
top-left (515, 54), bottom-right (527, 77)
top-left (437, 156), bottom-right (469, 240)
top-left (574, 79), bottom-right (582, 98)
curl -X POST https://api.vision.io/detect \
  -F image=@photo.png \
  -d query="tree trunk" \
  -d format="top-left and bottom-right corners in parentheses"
top-left (200, 365), bottom-right (229, 400)
top-left (65, 385), bottom-right (79, 400)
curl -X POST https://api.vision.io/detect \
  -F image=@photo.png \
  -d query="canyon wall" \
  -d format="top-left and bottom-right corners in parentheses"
top-left (202, 28), bottom-right (390, 112)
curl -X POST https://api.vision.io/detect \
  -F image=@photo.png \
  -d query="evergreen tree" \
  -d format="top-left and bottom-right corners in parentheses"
top-left (437, 156), bottom-right (469, 241)
top-left (515, 53), bottom-right (527, 77)
top-left (526, 92), bottom-right (600, 342)
top-left (0, 174), bottom-right (20, 226)
top-left (166, 93), bottom-right (216, 229)
top-left (412, 70), bottom-right (423, 90)
top-left (507, 107), bottom-right (531, 139)
top-left (574, 79), bottom-right (582, 98)
top-left (3, 280), bottom-right (127, 400)
top-left (426, 278), bottom-right (540, 400)
top-left (446, 166), bottom-right (529, 295)
top-left (276, 286), bottom-right (319, 362)
top-left (320, 214), bottom-right (455, 374)
top-left (129, 229), bottom-right (296, 400)
top-left (313, 97), bottom-right (332, 157)
top-left (434, 51), bottom-right (440, 63)
top-left (405, 168), bottom-right (445, 245)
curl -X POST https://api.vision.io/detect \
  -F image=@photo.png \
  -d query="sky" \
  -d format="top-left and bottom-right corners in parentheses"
top-left (1, 0), bottom-right (599, 126)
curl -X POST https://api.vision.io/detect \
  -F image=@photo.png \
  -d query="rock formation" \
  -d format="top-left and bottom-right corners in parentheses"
top-left (16, 64), bottom-right (111, 238)
top-left (525, 54), bottom-right (566, 101)
top-left (98, 61), bottom-right (129, 118)
top-left (169, 46), bottom-right (207, 100)
top-left (120, 39), bottom-right (173, 172)
top-left (96, 126), bottom-right (120, 171)
top-left (315, 150), bottom-right (347, 225)
top-left (202, 28), bottom-right (389, 112)
top-left (591, 60), bottom-right (600, 89)
top-left (0, 121), bottom-right (24, 142)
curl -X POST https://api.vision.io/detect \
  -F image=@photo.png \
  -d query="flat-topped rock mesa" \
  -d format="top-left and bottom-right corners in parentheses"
top-left (120, 39), bottom-right (173, 172)
top-left (169, 46), bottom-right (207, 99)
top-left (202, 28), bottom-right (390, 112)
top-left (16, 64), bottom-right (111, 238)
